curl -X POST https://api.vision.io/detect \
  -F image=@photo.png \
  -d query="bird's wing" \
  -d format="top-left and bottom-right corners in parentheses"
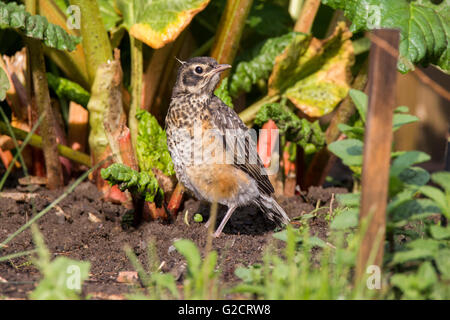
top-left (209, 96), bottom-right (274, 196)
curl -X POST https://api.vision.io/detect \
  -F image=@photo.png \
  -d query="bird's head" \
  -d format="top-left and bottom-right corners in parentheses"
top-left (172, 57), bottom-right (231, 97)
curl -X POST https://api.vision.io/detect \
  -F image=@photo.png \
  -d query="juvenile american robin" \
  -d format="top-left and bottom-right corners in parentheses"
top-left (166, 57), bottom-right (290, 237)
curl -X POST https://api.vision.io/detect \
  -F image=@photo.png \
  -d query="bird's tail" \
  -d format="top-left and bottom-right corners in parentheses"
top-left (255, 194), bottom-right (290, 227)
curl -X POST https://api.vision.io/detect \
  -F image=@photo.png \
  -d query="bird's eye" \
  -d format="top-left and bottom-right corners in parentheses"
top-left (195, 66), bottom-right (203, 74)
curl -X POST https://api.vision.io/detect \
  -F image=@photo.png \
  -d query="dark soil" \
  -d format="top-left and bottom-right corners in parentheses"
top-left (0, 181), bottom-right (346, 299)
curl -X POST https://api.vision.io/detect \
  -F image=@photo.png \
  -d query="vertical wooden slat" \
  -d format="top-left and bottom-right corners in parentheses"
top-left (356, 29), bottom-right (400, 282)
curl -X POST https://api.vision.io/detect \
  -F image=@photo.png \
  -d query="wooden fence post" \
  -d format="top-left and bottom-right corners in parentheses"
top-left (355, 29), bottom-right (400, 283)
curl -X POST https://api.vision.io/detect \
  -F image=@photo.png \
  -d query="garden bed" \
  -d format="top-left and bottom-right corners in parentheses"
top-left (0, 180), bottom-right (346, 299)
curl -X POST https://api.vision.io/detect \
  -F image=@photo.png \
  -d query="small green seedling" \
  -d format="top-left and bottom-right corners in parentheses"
top-left (194, 214), bottom-right (203, 223)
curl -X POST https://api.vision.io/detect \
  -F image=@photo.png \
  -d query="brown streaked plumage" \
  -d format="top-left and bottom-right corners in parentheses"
top-left (166, 56), bottom-right (289, 237)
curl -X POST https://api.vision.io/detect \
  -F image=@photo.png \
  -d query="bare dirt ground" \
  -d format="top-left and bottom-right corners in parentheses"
top-left (0, 179), bottom-right (346, 299)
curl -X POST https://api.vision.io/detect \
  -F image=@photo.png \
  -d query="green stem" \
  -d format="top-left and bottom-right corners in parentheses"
top-left (129, 36), bottom-right (143, 149)
top-left (0, 121), bottom-right (91, 167)
top-left (38, 0), bottom-right (89, 89)
top-left (238, 95), bottom-right (280, 126)
top-left (26, 0), bottom-right (64, 189)
top-left (210, 0), bottom-right (254, 66)
top-left (0, 249), bottom-right (37, 262)
top-left (353, 37), bottom-right (371, 56)
top-left (25, 13), bottom-right (64, 189)
top-left (70, 0), bottom-right (112, 85)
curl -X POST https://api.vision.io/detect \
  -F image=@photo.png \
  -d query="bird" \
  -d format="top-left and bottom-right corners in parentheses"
top-left (165, 56), bottom-right (290, 237)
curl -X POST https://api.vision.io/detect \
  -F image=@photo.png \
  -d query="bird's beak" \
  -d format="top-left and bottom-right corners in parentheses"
top-left (212, 64), bottom-right (231, 74)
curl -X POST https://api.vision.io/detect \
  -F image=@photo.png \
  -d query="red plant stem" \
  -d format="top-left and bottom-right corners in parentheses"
top-left (283, 142), bottom-right (297, 197)
top-left (210, 0), bottom-right (254, 73)
top-left (0, 148), bottom-right (13, 170)
top-left (294, 0), bottom-right (321, 33)
top-left (143, 202), bottom-right (168, 222)
top-left (118, 127), bottom-right (139, 171)
top-left (68, 102), bottom-right (88, 153)
top-left (257, 120), bottom-right (279, 168)
top-left (167, 183), bottom-right (185, 220)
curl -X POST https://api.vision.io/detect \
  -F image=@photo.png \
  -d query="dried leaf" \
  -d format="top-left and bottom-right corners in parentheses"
top-left (116, 0), bottom-right (210, 49)
top-left (268, 23), bottom-right (354, 117)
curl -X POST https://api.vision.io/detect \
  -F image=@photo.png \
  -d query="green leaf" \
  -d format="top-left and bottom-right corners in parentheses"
top-left (431, 171), bottom-right (450, 193)
top-left (268, 23), bottom-right (354, 117)
top-left (392, 249), bottom-right (435, 265)
top-left (0, 67), bottom-right (9, 101)
top-left (100, 163), bottom-right (164, 204)
top-left (307, 236), bottom-right (327, 248)
top-left (29, 225), bottom-right (90, 300)
top-left (330, 208), bottom-right (359, 229)
top-left (408, 238), bottom-right (442, 251)
top-left (430, 225), bottom-right (450, 240)
top-left (389, 199), bottom-right (439, 223)
top-left (391, 238), bottom-right (442, 265)
top-left (349, 89), bottom-right (367, 123)
top-left (254, 103), bottom-right (325, 152)
top-left (200, 251), bottom-right (218, 280)
top-left (390, 261), bottom-right (438, 299)
top-left (420, 185), bottom-right (448, 217)
top-left (115, 0), bottom-right (210, 49)
top-left (273, 229), bottom-right (302, 243)
top-left (152, 273), bottom-right (179, 298)
top-left (98, 0), bottom-right (122, 31)
top-left (387, 189), bottom-right (417, 213)
top-left (435, 249), bottom-right (450, 280)
top-left (229, 32), bottom-right (298, 97)
top-left (397, 167), bottom-right (430, 190)
top-left (136, 109), bottom-right (175, 176)
top-left (174, 239), bottom-right (202, 275)
top-left (234, 265), bottom-right (262, 284)
top-left (395, 105), bottom-right (410, 113)
top-left (328, 139), bottom-right (363, 167)
top-left (336, 193), bottom-right (360, 208)
top-left (322, 0), bottom-right (450, 73)
top-left (47, 73), bottom-right (90, 108)
top-left (214, 77), bottom-right (233, 108)
top-left (393, 113), bottom-right (419, 131)
top-left (337, 123), bottom-right (364, 140)
top-left (0, 1), bottom-right (81, 51)
top-left (53, 0), bottom-right (69, 12)
top-left (390, 151), bottom-right (431, 177)
top-left (246, 1), bottom-right (293, 37)
top-left (30, 257), bottom-right (90, 300)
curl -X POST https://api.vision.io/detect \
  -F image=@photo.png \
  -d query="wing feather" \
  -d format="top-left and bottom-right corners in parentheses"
top-left (209, 96), bottom-right (274, 196)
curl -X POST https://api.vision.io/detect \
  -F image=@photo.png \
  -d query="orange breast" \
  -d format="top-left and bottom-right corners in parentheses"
top-left (185, 164), bottom-right (251, 203)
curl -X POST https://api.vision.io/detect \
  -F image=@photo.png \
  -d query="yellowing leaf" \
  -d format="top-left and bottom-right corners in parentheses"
top-left (268, 23), bottom-right (354, 118)
top-left (116, 0), bottom-right (210, 49)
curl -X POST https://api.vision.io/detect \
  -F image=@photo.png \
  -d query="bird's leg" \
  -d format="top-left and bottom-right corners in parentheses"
top-left (213, 205), bottom-right (237, 238)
